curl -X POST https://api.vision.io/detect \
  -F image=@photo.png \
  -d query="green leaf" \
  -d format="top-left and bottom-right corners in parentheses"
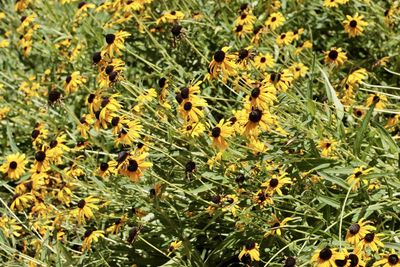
top-left (318, 66), bottom-right (344, 120)
top-left (318, 172), bottom-right (350, 190)
top-left (354, 102), bottom-right (376, 157)
top-left (317, 195), bottom-right (341, 209)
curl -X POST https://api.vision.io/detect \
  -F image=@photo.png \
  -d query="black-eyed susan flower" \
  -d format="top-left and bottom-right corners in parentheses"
top-left (335, 248), bottom-right (366, 267)
top-left (237, 106), bottom-right (276, 136)
top-left (181, 121), bottom-right (206, 138)
top-left (295, 40), bottom-right (313, 55)
top-left (374, 251), bottom-right (400, 267)
top-left (47, 134), bottom-right (70, 163)
top-left (106, 215), bottom-right (128, 235)
top-left (31, 122), bottom-right (48, 148)
top-left (247, 83), bottom-right (277, 111)
top-left (0, 215), bottom-right (23, 238)
top-left (358, 232), bottom-right (384, 252)
top-left (10, 193), bottom-right (35, 211)
top-left (323, 0), bottom-right (343, 8)
top-left (318, 139), bottom-right (337, 157)
top-left (57, 182), bottom-right (73, 206)
top-left (33, 148), bottom-right (50, 173)
top-left (221, 194), bottom-right (239, 217)
top-left (70, 196), bottom-right (100, 224)
top-left (114, 119), bottom-right (142, 147)
top-left (102, 31), bottom-right (131, 58)
top-left (209, 47), bottom-right (237, 80)
top-left (343, 14), bottom-right (368, 38)
top-left (75, 1), bottom-right (96, 18)
top-left (345, 218), bottom-right (376, 245)
top-left (276, 31), bottom-right (294, 47)
top-left (311, 247), bottom-right (346, 267)
top-left (262, 172), bottom-right (292, 196)
top-left (210, 119), bottom-right (233, 151)
top-left (265, 12), bottom-right (285, 31)
top-left (239, 241), bottom-right (260, 262)
top-left (167, 240), bottom-right (182, 256)
top-left (253, 189), bottom-right (273, 207)
top-left (366, 94), bottom-right (388, 110)
top-left (234, 23), bottom-right (253, 38)
top-left (264, 214), bottom-right (292, 237)
top-left (119, 153), bottom-right (152, 182)
top-left (289, 63), bottom-right (309, 80)
top-left (77, 114), bottom-right (94, 139)
top-left (64, 71), bottom-right (86, 94)
top-left (0, 153), bottom-right (28, 180)
top-left (82, 228), bottom-right (104, 251)
top-left (265, 70), bottom-right (293, 92)
top-left (96, 160), bottom-right (117, 178)
top-left (346, 167), bottom-right (373, 191)
top-left (324, 48), bottom-right (347, 67)
top-left (178, 96), bottom-right (208, 122)
top-left (254, 53), bottom-right (275, 71)
top-left (157, 10), bottom-right (185, 24)
top-left (235, 10), bottom-right (256, 26)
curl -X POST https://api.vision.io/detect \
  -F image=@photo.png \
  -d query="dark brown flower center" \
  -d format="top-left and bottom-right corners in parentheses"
top-left (105, 34), bottom-right (115, 44)
top-left (388, 254), bottom-right (399, 265)
top-left (214, 50), bottom-right (226, 63)
top-left (128, 160), bottom-right (138, 172)
top-left (211, 127), bottom-right (221, 137)
top-left (77, 199), bottom-right (86, 209)
top-left (364, 233), bottom-right (374, 242)
top-left (328, 50), bottom-right (339, 60)
top-left (9, 161), bottom-right (18, 170)
top-left (349, 223), bottom-right (360, 235)
top-left (269, 178), bottom-right (279, 188)
top-left (66, 75), bottom-right (72, 84)
top-left (92, 51), bottom-right (101, 64)
top-left (319, 247), bottom-right (332, 261)
top-left (251, 88), bottom-right (260, 98)
top-left (180, 87), bottom-right (189, 99)
top-left (238, 48), bottom-right (249, 60)
top-left (35, 151), bottom-right (46, 162)
top-left (245, 241), bottom-right (255, 250)
top-left (249, 109), bottom-right (262, 123)
top-left (284, 257), bottom-right (296, 267)
top-left (235, 25), bottom-right (243, 32)
top-left (349, 20), bottom-right (357, 28)
top-left (100, 162), bottom-right (109, 171)
top-left (111, 116), bottom-right (120, 126)
top-left (348, 254), bottom-right (359, 267)
top-left (183, 102), bottom-right (192, 111)
top-left (260, 57), bottom-right (266, 63)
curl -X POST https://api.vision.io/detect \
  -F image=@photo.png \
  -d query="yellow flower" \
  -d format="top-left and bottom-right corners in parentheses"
top-left (234, 23), bottom-right (253, 38)
top-left (238, 241), bottom-right (260, 262)
top-left (318, 139), bottom-right (337, 157)
top-left (366, 94), bottom-right (388, 110)
top-left (254, 53), bottom-right (275, 71)
top-left (358, 232), bottom-right (384, 252)
top-left (156, 10), bottom-right (185, 24)
top-left (325, 47), bottom-right (347, 66)
top-left (102, 31), bottom-right (131, 58)
top-left (0, 215), bottom-right (23, 237)
top-left (343, 14), bottom-right (368, 38)
top-left (289, 63), bottom-right (309, 79)
top-left (265, 69), bottom-right (293, 92)
top-left (345, 218), bottom-right (376, 245)
top-left (210, 119), bottom-right (234, 151)
top-left (346, 167), bottom-right (373, 191)
top-left (119, 153), bottom-right (153, 182)
top-left (235, 11), bottom-right (256, 26)
top-left (237, 106), bottom-right (277, 137)
top-left (167, 240), bottom-right (182, 256)
top-left (96, 160), bottom-right (117, 178)
top-left (0, 153), bottom-right (28, 180)
top-left (261, 172), bottom-right (292, 196)
top-left (106, 215), bottom-right (128, 235)
top-left (265, 12), bottom-right (285, 31)
top-left (82, 228), bottom-right (105, 251)
top-left (374, 251), bottom-right (400, 267)
top-left (64, 71), bottom-right (86, 94)
top-left (181, 121), bottom-right (206, 138)
top-left (10, 193), bottom-right (35, 211)
top-left (70, 196), bottom-right (100, 224)
top-left (253, 189), bottom-right (274, 207)
top-left (264, 214), bottom-right (292, 237)
top-left (295, 40), bottom-right (313, 55)
top-left (311, 247), bottom-right (346, 267)
top-left (178, 96), bottom-right (208, 123)
top-left (276, 31), bottom-right (294, 46)
top-left (114, 119), bottom-right (142, 147)
top-left (208, 47), bottom-right (237, 80)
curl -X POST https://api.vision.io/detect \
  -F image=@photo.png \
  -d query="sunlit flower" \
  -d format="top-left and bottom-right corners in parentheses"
top-left (0, 153), bottom-right (28, 180)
